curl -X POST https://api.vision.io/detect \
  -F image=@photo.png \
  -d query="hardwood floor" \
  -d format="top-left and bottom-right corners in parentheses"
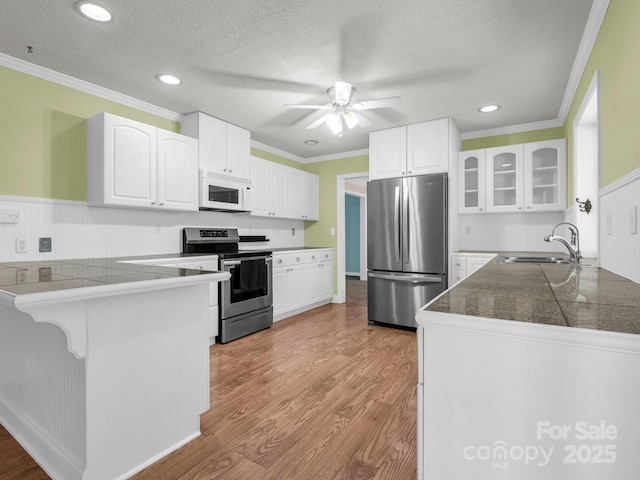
top-left (0, 303), bottom-right (418, 480)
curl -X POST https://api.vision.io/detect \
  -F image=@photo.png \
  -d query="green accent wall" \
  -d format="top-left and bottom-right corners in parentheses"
top-left (303, 155), bottom-right (369, 249)
top-left (250, 147), bottom-right (304, 169)
top-left (0, 66), bottom-right (178, 201)
top-left (562, 0), bottom-right (640, 195)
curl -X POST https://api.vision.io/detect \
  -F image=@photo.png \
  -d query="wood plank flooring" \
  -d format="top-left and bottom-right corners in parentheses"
top-left (0, 303), bottom-right (418, 480)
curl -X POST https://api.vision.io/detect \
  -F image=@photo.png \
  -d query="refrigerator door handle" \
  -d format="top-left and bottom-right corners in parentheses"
top-left (369, 272), bottom-right (443, 284)
top-left (403, 182), bottom-right (410, 265)
top-left (394, 185), bottom-right (401, 264)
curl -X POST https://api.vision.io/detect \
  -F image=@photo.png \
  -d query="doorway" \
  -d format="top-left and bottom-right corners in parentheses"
top-left (336, 172), bottom-right (368, 304)
top-left (573, 71), bottom-right (600, 259)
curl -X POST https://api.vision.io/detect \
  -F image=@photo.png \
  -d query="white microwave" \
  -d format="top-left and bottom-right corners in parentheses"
top-left (199, 170), bottom-right (253, 212)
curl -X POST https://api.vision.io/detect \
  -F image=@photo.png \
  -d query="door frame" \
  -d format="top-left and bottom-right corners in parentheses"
top-left (336, 171), bottom-right (369, 303)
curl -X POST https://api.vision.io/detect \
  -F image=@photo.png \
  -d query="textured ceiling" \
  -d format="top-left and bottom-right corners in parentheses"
top-left (0, 0), bottom-right (594, 158)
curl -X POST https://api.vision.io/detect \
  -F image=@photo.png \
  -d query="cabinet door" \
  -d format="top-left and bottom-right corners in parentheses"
top-left (103, 114), bottom-right (157, 208)
top-left (303, 172), bottom-right (319, 220)
top-left (270, 162), bottom-right (289, 217)
top-left (157, 130), bottom-right (199, 211)
top-left (458, 150), bottom-right (486, 213)
top-left (287, 168), bottom-right (304, 219)
top-left (466, 256), bottom-right (490, 275)
top-left (250, 157), bottom-right (271, 217)
top-left (304, 262), bottom-right (320, 305)
top-left (524, 139), bottom-right (566, 212)
top-left (318, 261), bottom-right (334, 301)
top-left (369, 126), bottom-right (407, 180)
top-left (196, 113), bottom-right (227, 174)
top-left (485, 144), bottom-right (524, 212)
top-left (290, 264), bottom-right (306, 310)
top-left (272, 266), bottom-right (290, 317)
top-left (407, 119), bottom-right (449, 175)
top-left (226, 124), bottom-right (251, 179)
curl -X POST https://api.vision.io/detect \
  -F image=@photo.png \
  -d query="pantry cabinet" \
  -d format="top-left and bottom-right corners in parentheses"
top-left (369, 118), bottom-right (452, 180)
top-left (272, 249), bottom-right (334, 321)
top-left (181, 111), bottom-right (251, 181)
top-left (87, 112), bottom-right (198, 211)
top-left (458, 139), bottom-right (566, 214)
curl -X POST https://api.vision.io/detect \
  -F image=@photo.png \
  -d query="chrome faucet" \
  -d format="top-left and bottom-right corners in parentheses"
top-left (544, 222), bottom-right (582, 263)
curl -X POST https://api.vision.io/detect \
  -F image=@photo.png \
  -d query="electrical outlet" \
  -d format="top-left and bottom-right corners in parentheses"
top-left (291, 227), bottom-right (296, 236)
top-left (15, 237), bottom-right (27, 253)
top-left (39, 237), bottom-right (52, 252)
top-left (16, 270), bottom-right (27, 284)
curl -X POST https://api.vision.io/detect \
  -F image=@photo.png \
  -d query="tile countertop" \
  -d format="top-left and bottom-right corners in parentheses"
top-left (426, 252), bottom-right (640, 336)
top-left (0, 253), bottom-right (223, 298)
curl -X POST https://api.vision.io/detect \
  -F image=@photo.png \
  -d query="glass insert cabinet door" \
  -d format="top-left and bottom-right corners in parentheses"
top-left (524, 139), bottom-right (567, 212)
top-left (457, 150), bottom-right (485, 213)
top-left (485, 145), bottom-right (524, 212)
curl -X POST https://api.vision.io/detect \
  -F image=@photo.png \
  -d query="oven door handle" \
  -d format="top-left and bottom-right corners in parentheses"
top-left (221, 256), bottom-right (273, 267)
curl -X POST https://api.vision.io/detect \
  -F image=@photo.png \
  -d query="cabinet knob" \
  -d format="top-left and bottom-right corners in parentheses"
top-left (479, 208), bottom-right (483, 211)
top-left (312, 255), bottom-right (316, 260)
top-left (408, 170), bottom-right (412, 174)
top-left (518, 206), bottom-right (523, 210)
top-left (526, 206), bottom-right (531, 209)
top-left (295, 256), bottom-right (300, 262)
top-left (401, 171), bottom-right (406, 175)
top-left (277, 258), bottom-right (283, 264)
top-left (228, 169), bottom-right (233, 173)
top-left (159, 202), bottom-right (164, 206)
top-left (151, 201), bottom-right (156, 205)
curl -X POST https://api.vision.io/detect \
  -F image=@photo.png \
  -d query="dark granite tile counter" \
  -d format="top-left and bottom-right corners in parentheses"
top-left (425, 253), bottom-right (640, 335)
top-left (0, 253), bottom-right (221, 298)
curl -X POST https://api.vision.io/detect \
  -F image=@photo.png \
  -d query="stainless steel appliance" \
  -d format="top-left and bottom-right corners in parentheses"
top-left (367, 174), bottom-right (447, 329)
top-left (182, 227), bottom-right (272, 343)
top-left (199, 169), bottom-right (253, 212)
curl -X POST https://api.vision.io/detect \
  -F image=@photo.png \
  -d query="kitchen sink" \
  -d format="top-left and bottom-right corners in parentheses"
top-left (498, 256), bottom-right (573, 264)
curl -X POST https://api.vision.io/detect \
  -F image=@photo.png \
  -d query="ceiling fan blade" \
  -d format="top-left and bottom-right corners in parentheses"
top-left (354, 112), bottom-right (373, 128)
top-left (351, 96), bottom-right (401, 110)
top-left (283, 104), bottom-right (332, 110)
top-left (306, 113), bottom-right (331, 130)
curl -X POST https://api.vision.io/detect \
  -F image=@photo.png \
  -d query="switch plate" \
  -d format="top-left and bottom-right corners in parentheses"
top-left (15, 237), bottom-right (27, 253)
top-left (39, 237), bottom-right (52, 252)
top-left (630, 206), bottom-right (638, 235)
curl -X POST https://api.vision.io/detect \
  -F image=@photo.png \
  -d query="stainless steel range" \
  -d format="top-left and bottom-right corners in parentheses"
top-left (182, 227), bottom-right (273, 343)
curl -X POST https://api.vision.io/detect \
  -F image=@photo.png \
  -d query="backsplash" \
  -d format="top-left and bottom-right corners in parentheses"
top-left (457, 212), bottom-right (565, 252)
top-left (0, 196), bottom-right (304, 262)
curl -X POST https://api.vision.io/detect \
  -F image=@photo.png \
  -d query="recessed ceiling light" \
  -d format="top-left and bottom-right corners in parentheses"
top-left (479, 104), bottom-right (500, 113)
top-left (304, 140), bottom-right (319, 145)
top-left (156, 74), bottom-right (181, 86)
top-left (76, 2), bottom-right (112, 22)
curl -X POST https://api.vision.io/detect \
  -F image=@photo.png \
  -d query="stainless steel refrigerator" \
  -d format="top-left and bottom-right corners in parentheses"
top-left (367, 173), bottom-right (447, 329)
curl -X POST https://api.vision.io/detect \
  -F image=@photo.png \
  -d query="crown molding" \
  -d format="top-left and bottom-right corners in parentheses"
top-left (303, 148), bottom-right (369, 164)
top-left (461, 118), bottom-right (563, 140)
top-left (250, 141), bottom-right (304, 163)
top-left (0, 53), bottom-right (181, 122)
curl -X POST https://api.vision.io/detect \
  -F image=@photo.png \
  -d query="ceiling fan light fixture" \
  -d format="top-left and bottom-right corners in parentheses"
top-left (479, 104), bottom-right (500, 113)
top-left (343, 111), bottom-right (359, 129)
top-left (326, 112), bottom-right (343, 135)
top-left (76, 2), bottom-right (112, 22)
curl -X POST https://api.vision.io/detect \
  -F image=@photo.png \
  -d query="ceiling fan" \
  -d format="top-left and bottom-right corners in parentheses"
top-left (283, 81), bottom-right (401, 135)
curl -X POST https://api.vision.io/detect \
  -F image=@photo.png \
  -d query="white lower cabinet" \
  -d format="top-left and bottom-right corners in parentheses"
top-left (449, 253), bottom-right (496, 287)
top-left (273, 249), bottom-right (334, 321)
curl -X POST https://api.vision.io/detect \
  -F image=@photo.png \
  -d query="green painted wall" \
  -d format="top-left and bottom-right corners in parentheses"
top-left (461, 127), bottom-right (565, 151)
top-left (303, 155), bottom-right (369, 249)
top-left (250, 147), bottom-right (305, 169)
top-left (0, 66), bottom-right (178, 201)
top-left (562, 0), bottom-right (640, 195)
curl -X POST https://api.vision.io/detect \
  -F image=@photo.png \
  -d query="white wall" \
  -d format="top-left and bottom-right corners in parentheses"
top-left (599, 168), bottom-right (640, 283)
top-left (457, 212), bottom-right (565, 252)
top-left (0, 196), bottom-right (304, 262)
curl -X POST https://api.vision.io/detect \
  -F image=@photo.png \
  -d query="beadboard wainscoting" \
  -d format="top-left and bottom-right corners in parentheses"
top-left (0, 196), bottom-right (304, 262)
top-left (599, 168), bottom-right (640, 283)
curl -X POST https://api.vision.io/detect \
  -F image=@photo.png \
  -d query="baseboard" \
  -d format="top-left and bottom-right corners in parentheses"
top-left (0, 392), bottom-right (84, 480)
top-left (273, 299), bottom-right (332, 322)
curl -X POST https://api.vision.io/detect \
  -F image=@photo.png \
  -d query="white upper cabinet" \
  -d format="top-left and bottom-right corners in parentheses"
top-left (485, 144), bottom-right (525, 212)
top-left (458, 138), bottom-right (566, 214)
top-left (250, 157), bottom-right (288, 217)
top-left (369, 126), bottom-right (407, 179)
top-left (458, 149), bottom-right (486, 214)
top-left (524, 139), bottom-right (566, 212)
top-left (369, 118), bottom-right (452, 180)
top-left (87, 112), bottom-right (198, 211)
top-left (250, 157), bottom-right (319, 221)
top-left (181, 112), bottom-right (251, 181)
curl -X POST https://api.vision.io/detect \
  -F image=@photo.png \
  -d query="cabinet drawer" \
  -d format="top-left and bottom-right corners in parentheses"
top-left (451, 255), bottom-right (465, 270)
top-left (450, 269), bottom-right (466, 286)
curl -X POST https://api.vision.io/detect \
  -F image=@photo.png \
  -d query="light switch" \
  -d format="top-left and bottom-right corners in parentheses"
top-left (630, 206), bottom-right (638, 235)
